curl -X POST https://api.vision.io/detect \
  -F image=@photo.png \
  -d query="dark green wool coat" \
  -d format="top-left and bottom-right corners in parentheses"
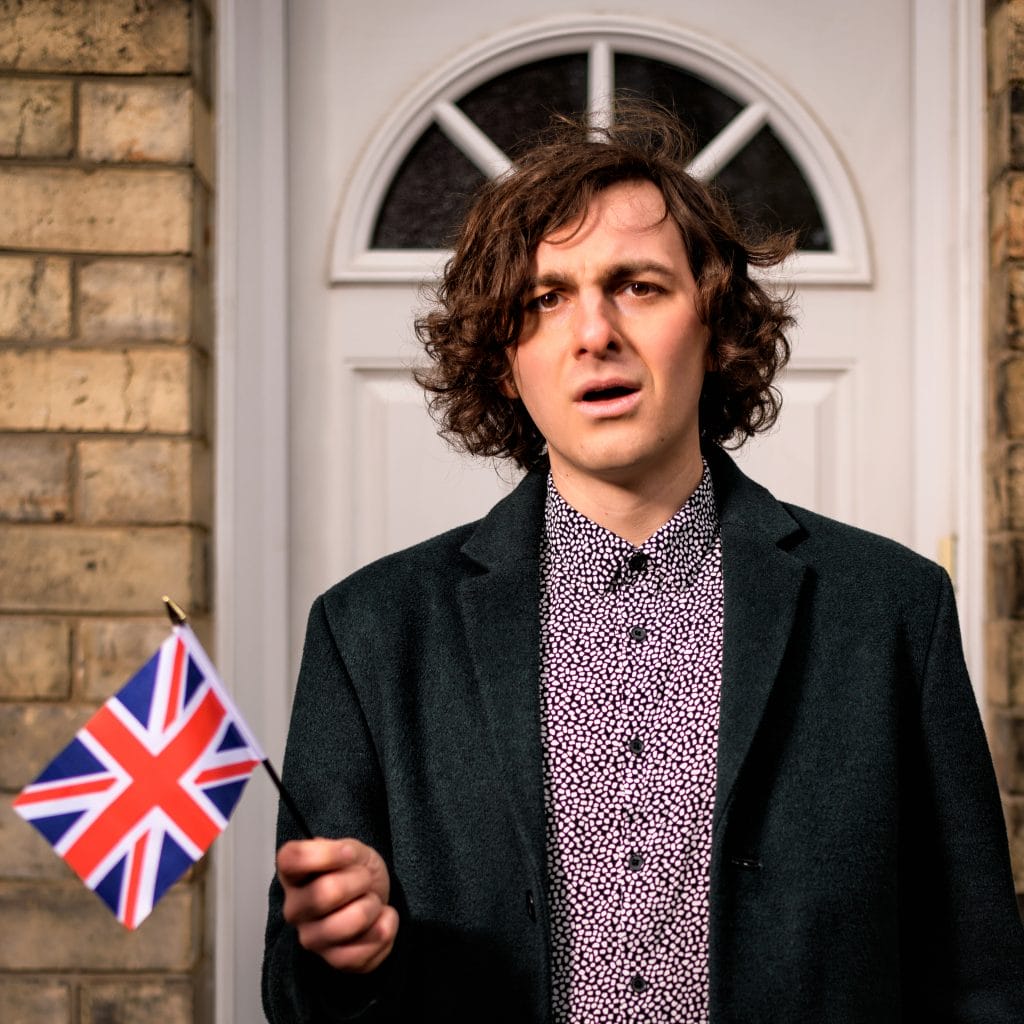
top-left (263, 446), bottom-right (1024, 1022)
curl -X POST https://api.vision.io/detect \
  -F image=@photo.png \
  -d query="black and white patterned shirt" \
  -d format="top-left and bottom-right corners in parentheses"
top-left (539, 464), bottom-right (724, 1023)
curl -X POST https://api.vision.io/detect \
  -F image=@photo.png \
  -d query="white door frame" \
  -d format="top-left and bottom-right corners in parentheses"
top-left (214, 2), bottom-right (291, 1023)
top-left (214, 2), bottom-right (985, 1020)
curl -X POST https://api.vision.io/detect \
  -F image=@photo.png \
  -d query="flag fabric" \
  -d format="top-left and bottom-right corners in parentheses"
top-left (13, 624), bottom-right (264, 930)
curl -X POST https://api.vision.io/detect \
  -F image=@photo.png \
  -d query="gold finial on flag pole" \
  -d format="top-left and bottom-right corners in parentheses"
top-left (162, 595), bottom-right (188, 627)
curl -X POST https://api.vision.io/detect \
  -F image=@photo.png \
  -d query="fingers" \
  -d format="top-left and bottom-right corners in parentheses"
top-left (276, 837), bottom-right (398, 973)
top-left (282, 861), bottom-right (375, 925)
top-left (278, 838), bottom-right (389, 902)
top-left (277, 837), bottom-right (381, 885)
top-left (305, 903), bottom-right (400, 974)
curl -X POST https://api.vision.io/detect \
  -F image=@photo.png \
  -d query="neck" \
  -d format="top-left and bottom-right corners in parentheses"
top-left (549, 451), bottom-right (706, 546)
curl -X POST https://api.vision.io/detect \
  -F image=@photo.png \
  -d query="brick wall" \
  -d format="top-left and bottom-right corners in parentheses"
top-left (989, 0), bottom-right (1024, 904)
top-left (0, 3), bottom-right (214, 1022)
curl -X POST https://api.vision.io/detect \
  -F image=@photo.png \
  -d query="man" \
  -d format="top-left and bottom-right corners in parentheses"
top-left (263, 104), bottom-right (1024, 1022)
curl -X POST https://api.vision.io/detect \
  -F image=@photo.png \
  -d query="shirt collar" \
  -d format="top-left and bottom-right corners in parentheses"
top-left (542, 462), bottom-right (720, 592)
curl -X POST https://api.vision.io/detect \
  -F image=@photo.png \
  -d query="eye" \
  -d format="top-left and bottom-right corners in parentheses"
top-left (625, 281), bottom-right (658, 297)
top-left (526, 291), bottom-right (560, 311)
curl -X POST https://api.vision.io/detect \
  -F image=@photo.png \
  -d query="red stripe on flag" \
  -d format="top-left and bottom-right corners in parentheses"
top-left (194, 760), bottom-right (260, 786)
top-left (13, 776), bottom-right (116, 806)
top-left (164, 637), bottom-right (187, 731)
top-left (63, 691), bottom-right (227, 881)
top-left (123, 831), bottom-right (148, 930)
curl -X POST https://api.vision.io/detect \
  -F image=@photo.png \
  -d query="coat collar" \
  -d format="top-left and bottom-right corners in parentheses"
top-left (458, 467), bottom-right (550, 885)
top-left (457, 447), bottom-right (808, 876)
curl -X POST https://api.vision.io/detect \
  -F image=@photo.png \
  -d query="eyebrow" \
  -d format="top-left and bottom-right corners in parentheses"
top-left (524, 260), bottom-right (679, 292)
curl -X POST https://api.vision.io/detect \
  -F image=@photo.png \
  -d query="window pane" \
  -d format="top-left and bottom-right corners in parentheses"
top-left (714, 125), bottom-right (831, 250)
top-left (371, 124), bottom-right (486, 249)
top-left (457, 54), bottom-right (589, 156)
top-left (613, 54), bottom-right (742, 151)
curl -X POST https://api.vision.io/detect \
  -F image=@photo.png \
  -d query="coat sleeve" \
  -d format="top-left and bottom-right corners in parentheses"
top-left (262, 596), bottom-right (407, 1023)
top-left (901, 569), bottom-right (1024, 1018)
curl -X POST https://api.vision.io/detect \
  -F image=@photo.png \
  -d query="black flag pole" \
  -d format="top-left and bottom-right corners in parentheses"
top-left (162, 596), bottom-right (314, 840)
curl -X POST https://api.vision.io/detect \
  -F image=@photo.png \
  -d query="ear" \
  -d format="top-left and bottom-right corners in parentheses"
top-left (499, 373), bottom-right (519, 399)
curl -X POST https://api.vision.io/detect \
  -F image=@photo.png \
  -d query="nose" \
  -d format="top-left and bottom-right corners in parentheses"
top-left (573, 293), bottom-right (619, 357)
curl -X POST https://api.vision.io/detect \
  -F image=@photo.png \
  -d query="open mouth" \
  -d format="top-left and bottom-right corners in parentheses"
top-left (582, 385), bottom-right (638, 402)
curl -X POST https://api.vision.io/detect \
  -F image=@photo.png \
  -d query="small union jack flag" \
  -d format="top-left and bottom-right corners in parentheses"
top-left (13, 624), bottom-right (264, 930)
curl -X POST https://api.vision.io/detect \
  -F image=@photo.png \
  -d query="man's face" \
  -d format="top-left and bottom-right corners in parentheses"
top-left (510, 179), bottom-right (710, 494)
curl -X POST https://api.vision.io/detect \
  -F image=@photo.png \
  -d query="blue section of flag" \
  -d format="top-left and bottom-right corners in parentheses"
top-left (184, 655), bottom-right (204, 706)
top-left (117, 651), bottom-right (159, 727)
top-left (217, 722), bottom-right (247, 752)
top-left (31, 809), bottom-right (85, 846)
top-left (36, 737), bottom-right (105, 783)
top-left (153, 833), bottom-right (192, 906)
top-left (204, 779), bottom-right (250, 820)
top-left (94, 854), bottom-right (126, 915)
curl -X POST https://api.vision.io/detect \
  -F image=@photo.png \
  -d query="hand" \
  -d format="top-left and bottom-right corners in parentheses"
top-left (277, 837), bottom-right (399, 973)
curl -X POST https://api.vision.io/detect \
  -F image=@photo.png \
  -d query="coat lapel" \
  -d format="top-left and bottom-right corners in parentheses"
top-left (458, 469), bottom-right (549, 882)
top-left (705, 446), bottom-right (808, 833)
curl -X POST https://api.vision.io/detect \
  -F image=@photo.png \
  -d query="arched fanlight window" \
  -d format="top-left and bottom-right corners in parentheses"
top-left (331, 17), bottom-right (870, 285)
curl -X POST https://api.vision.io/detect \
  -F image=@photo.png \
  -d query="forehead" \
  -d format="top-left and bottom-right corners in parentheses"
top-left (533, 180), bottom-right (686, 264)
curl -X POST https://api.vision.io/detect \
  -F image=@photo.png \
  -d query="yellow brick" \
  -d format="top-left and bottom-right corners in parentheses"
top-left (0, 255), bottom-right (71, 340)
top-left (1010, 175), bottom-right (1024, 262)
top-left (0, 0), bottom-right (190, 74)
top-left (0, 979), bottom-right (71, 1024)
top-left (0, 616), bottom-right (71, 698)
top-left (194, 93), bottom-right (214, 190)
top-left (193, 264), bottom-right (213, 351)
top-left (1005, 796), bottom-right (1024, 891)
top-left (78, 437), bottom-right (209, 525)
top-left (74, 617), bottom-right (169, 700)
top-left (79, 259), bottom-right (190, 343)
top-left (1003, 355), bottom-right (1024, 439)
top-left (991, 709), bottom-right (1024, 793)
top-left (0, 79), bottom-right (72, 158)
top-left (80, 81), bottom-right (192, 164)
top-left (0, 882), bottom-right (195, 970)
top-left (0, 797), bottom-right (75, 880)
top-left (0, 525), bottom-right (204, 614)
top-left (0, 348), bottom-right (195, 433)
top-left (81, 979), bottom-right (193, 1024)
top-left (0, 167), bottom-right (191, 254)
top-left (989, 626), bottom-right (1009, 709)
top-left (0, 703), bottom-right (94, 790)
top-left (0, 435), bottom-right (71, 522)
top-left (990, 4), bottom-right (1010, 97)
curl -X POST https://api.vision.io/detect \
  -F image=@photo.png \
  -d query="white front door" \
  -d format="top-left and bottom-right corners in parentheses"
top-left (214, 2), bottom-right (984, 1021)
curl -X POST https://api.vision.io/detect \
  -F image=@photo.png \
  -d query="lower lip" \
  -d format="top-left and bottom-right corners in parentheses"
top-left (575, 390), bottom-right (641, 418)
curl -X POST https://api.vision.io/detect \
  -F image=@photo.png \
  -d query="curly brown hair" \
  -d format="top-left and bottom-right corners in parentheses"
top-left (415, 100), bottom-right (796, 470)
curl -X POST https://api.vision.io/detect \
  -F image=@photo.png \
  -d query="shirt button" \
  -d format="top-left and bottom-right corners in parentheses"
top-left (631, 974), bottom-right (649, 993)
top-left (628, 625), bottom-right (647, 642)
top-left (628, 552), bottom-right (648, 573)
top-left (628, 851), bottom-right (645, 871)
top-left (628, 736), bottom-right (644, 755)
